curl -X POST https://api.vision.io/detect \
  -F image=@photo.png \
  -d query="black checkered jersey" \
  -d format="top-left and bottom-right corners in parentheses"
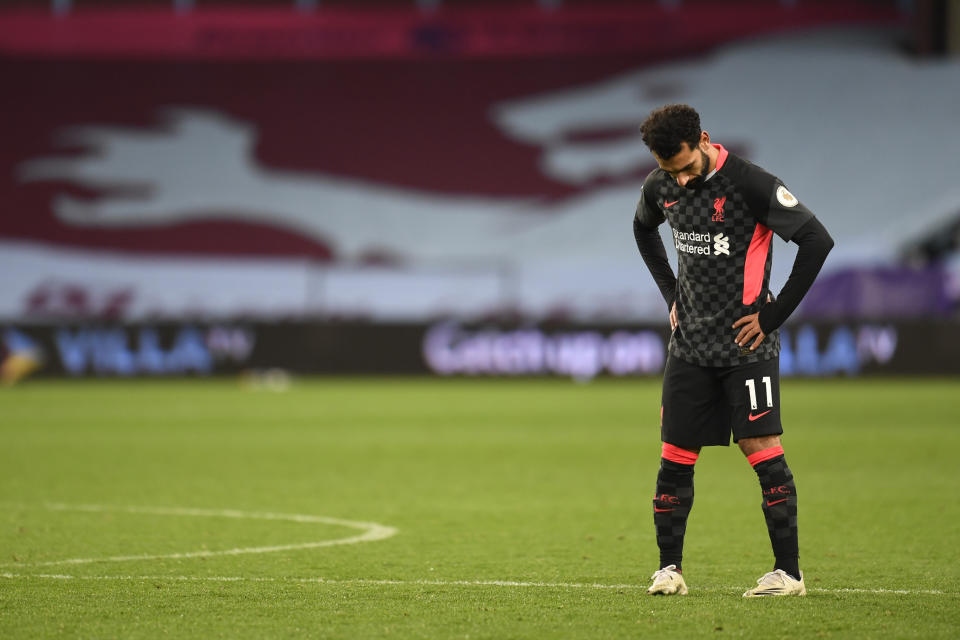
top-left (636, 146), bottom-right (814, 367)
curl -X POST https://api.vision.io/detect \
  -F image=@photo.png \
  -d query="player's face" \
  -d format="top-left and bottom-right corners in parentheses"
top-left (656, 140), bottom-right (710, 190)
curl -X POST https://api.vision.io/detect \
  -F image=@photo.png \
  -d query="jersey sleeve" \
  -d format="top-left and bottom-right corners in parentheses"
top-left (762, 180), bottom-right (815, 241)
top-left (632, 171), bottom-right (675, 308)
top-left (635, 171), bottom-right (665, 228)
top-left (738, 163), bottom-right (814, 241)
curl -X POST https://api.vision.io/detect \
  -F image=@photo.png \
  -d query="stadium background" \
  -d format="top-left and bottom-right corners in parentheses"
top-left (2, 0), bottom-right (958, 382)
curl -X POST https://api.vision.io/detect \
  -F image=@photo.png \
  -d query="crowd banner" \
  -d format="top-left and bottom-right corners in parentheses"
top-left (3, 320), bottom-right (957, 380)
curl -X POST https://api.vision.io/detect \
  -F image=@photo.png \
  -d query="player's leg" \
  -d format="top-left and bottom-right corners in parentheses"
top-left (648, 356), bottom-right (725, 595)
top-left (648, 441), bottom-right (698, 595)
top-left (740, 435), bottom-right (803, 590)
top-left (741, 435), bottom-right (805, 596)
top-left (726, 358), bottom-right (804, 596)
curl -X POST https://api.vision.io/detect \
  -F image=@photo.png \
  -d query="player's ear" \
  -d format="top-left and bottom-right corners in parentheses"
top-left (699, 131), bottom-right (711, 150)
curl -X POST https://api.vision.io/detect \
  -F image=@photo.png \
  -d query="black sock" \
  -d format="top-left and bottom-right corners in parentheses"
top-left (753, 455), bottom-right (800, 581)
top-left (653, 458), bottom-right (695, 572)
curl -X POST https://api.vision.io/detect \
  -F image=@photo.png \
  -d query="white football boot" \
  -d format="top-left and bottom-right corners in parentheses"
top-left (742, 569), bottom-right (806, 597)
top-left (647, 564), bottom-right (688, 595)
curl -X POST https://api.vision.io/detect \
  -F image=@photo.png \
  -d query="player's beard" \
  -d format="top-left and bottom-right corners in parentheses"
top-left (682, 149), bottom-right (711, 190)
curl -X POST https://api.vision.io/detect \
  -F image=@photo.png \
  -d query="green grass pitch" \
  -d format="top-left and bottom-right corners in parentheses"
top-left (1, 377), bottom-right (958, 638)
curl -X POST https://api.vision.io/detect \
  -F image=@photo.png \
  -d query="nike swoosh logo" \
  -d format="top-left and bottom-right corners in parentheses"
top-left (765, 498), bottom-right (788, 506)
top-left (748, 410), bottom-right (772, 421)
top-left (664, 200), bottom-right (679, 208)
top-left (653, 508), bottom-right (674, 513)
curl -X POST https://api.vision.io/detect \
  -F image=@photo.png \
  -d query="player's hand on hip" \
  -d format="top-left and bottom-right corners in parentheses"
top-left (670, 302), bottom-right (678, 331)
top-left (732, 313), bottom-right (766, 350)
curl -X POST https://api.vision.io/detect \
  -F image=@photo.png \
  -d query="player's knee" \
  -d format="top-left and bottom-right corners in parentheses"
top-left (738, 435), bottom-right (781, 457)
top-left (661, 442), bottom-right (700, 465)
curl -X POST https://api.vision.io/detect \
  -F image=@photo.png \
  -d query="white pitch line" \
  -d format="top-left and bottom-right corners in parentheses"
top-left (0, 503), bottom-right (397, 568)
top-left (0, 573), bottom-right (952, 596)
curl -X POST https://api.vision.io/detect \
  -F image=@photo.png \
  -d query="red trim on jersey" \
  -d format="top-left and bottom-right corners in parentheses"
top-left (743, 223), bottom-right (773, 305)
top-left (747, 445), bottom-right (784, 467)
top-left (713, 144), bottom-right (729, 171)
top-left (662, 442), bottom-right (699, 466)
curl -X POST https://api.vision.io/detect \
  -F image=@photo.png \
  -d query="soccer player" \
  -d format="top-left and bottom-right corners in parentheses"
top-left (632, 104), bottom-right (833, 597)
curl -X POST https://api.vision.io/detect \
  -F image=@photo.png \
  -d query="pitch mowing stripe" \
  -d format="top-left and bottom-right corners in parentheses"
top-left (0, 572), bottom-right (951, 596)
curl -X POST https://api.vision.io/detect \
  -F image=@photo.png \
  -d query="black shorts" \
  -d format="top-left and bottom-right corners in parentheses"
top-left (660, 354), bottom-right (783, 448)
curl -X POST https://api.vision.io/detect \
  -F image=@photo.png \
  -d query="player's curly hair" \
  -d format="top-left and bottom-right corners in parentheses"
top-left (639, 104), bottom-right (702, 159)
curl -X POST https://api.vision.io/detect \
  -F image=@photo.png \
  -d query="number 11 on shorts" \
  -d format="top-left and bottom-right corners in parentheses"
top-left (745, 376), bottom-right (773, 410)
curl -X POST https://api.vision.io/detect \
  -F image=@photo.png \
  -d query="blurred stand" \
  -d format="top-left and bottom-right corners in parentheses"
top-left (2, 0), bottom-right (957, 379)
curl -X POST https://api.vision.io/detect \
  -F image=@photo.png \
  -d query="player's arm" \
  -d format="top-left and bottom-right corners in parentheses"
top-left (633, 217), bottom-right (676, 308)
top-left (633, 177), bottom-right (677, 311)
top-left (733, 173), bottom-right (833, 349)
top-left (756, 216), bottom-right (833, 334)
